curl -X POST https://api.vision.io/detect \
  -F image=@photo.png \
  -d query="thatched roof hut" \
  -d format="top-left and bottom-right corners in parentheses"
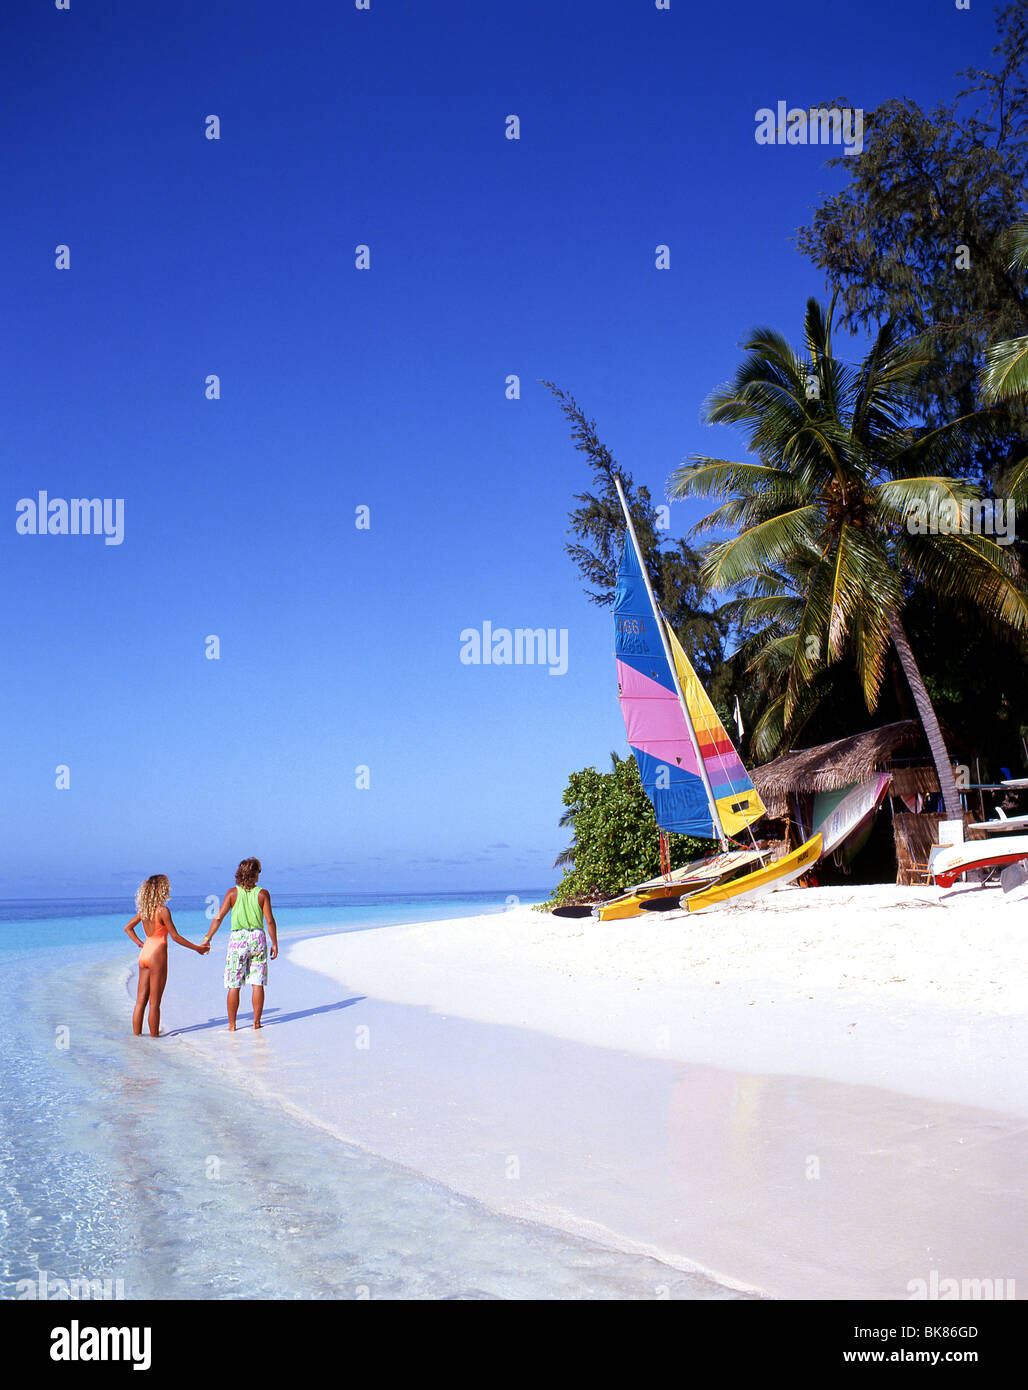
top-left (751, 721), bottom-right (959, 884)
top-left (752, 720), bottom-right (937, 819)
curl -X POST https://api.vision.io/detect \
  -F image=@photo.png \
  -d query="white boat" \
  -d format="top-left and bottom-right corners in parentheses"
top-left (967, 807), bottom-right (1028, 833)
top-left (933, 835), bottom-right (1028, 888)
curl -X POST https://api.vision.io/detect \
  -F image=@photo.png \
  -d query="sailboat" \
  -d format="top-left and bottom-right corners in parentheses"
top-left (594, 477), bottom-right (822, 919)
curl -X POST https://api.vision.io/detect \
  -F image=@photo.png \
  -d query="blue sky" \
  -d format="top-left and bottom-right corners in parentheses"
top-left (0, 0), bottom-right (994, 897)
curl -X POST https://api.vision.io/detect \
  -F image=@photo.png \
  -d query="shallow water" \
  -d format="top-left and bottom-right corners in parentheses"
top-left (0, 897), bottom-right (751, 1300)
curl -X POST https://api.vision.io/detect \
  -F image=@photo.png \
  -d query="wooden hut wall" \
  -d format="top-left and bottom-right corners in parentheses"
top-left (893, 812), bottom-right (987, 886)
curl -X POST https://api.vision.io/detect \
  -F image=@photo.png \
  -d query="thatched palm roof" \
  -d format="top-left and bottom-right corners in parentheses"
top-left (752, 720), bottom-right (930, 818)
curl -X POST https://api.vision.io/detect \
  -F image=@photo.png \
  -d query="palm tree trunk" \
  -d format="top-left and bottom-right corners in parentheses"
top-left (888, 614), bottom-right (963, 821)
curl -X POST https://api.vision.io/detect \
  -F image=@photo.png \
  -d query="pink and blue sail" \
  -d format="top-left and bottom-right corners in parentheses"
top-left (614, 534), bottom-right (765, 839)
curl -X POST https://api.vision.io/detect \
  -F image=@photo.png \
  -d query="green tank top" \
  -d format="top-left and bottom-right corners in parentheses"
top-left (231, 885), bottom-right (264, 933)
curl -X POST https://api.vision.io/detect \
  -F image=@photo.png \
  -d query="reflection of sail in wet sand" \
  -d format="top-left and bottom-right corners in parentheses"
top-left (664, 1061), bottom-right (1028, 1298)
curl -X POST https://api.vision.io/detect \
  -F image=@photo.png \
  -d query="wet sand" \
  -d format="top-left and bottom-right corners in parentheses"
top-left (149, 889), bottom-right (1028, 1298)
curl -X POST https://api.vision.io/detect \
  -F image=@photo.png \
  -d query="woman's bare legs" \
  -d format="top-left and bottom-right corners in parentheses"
top-left (132, 967), bottom-right (150, 1035)
top-left (252, 985), bottom-right (265, 1029)
top-left (227, 987), bottom-right (240, 1031)
top-left (147, 954), bottom-right (168, 1037)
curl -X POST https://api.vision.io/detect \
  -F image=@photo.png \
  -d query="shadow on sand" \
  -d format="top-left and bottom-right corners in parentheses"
top-left (168, 996), bottom-right (366, 1035)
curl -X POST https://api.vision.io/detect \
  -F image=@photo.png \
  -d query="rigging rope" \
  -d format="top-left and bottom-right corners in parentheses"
top-left (659, 829), bottom-right (672, 883)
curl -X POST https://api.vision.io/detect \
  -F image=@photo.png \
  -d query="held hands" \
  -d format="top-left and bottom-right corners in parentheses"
top-left (197, 941), bottom-right (211, 956)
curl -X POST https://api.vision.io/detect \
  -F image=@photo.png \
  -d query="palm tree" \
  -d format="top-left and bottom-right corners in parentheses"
top-left (669, 298), bottom-right (1028, 821)
top-left (982, 220), bottom-right (1028, 505)
top-left (982, 222), bottom-right (1028, 400)
top-left (718, 554), bottom-right (848, 756)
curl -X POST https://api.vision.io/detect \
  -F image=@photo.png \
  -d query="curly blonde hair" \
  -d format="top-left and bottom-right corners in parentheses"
top-left (235, 857), bottom-right (262, 890)
top-left (136, 873), bottom-right (170, 922)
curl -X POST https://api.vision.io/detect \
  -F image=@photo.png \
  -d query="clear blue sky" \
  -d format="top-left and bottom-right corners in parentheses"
top-left (0, 0), bottom-right (994, 897)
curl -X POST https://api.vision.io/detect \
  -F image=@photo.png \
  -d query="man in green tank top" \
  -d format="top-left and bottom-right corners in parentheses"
top-left (204, 857), bottom-right (279, 1030)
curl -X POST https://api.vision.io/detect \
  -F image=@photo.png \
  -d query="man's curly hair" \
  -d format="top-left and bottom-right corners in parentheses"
top-left (235, 857), bottom-right (262, 890)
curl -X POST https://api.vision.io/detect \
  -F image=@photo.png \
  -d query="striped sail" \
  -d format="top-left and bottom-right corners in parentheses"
top-left (614, 535), bottom-right (765, 839)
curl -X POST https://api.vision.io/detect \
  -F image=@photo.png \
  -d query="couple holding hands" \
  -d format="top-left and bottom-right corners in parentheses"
top-left (124, 857), bottom-right (279, 1036)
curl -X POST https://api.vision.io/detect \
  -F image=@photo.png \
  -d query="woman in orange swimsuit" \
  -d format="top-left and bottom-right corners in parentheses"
top-left (124, 874), bottom-right (209, 1036)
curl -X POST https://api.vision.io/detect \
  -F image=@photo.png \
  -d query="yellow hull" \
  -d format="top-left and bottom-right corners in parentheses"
top-left (595, 851), bottom-right (761, 922)
top-left (596, 881), bottom-right (697, 922)
top-left (684, 834), bottom-right (822, 913)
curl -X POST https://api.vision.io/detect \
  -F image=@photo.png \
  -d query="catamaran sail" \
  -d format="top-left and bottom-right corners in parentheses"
top-left (613, 514), bottom-right (766, 842)
top-left (601, 474), bottom-right (821, 917)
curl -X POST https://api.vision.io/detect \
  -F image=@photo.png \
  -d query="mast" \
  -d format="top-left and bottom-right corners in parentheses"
top-left (614, 475), bottom-right (729, 851)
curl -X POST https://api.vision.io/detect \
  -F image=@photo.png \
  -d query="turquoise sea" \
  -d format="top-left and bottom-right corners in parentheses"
top-left (0, 893), bottom-right (747, 1301)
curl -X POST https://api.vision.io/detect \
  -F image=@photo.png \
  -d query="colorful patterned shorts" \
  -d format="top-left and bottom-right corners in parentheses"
top-left (224, 928), bottom-right (268, 989)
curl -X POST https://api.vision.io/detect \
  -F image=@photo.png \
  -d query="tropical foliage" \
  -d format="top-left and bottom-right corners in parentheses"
top-left (667, 299), bottom-right (1028, 818)
top-left (544, 755), bottom-right (711, 906)
top-left (543, 380), bottom-right (733, 702)
top-left (544, 2), bottom-right (1028, 893)
top-left (797, 1), bottom-right (1028, 455)
top-left (982, 221), bottom-right (1028, 511)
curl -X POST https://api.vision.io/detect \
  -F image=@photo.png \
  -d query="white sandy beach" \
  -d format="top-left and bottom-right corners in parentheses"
top-left (291, 884), bottom-right (1028, 1113)
top-left (147, 884), bottom-right (1028, 1300)
top-left (282, 884), bottom-right (1028, 1299)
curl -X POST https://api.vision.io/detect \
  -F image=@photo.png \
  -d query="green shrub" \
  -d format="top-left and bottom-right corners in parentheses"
top-left (543, 755), bottom-right (712, 907)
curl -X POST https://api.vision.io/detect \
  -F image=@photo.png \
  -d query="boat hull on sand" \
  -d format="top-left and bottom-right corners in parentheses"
top-left (934, 835), bottom-right (1028, 888)
top-left (684, 834), bottom-right (823, 913)
top-left (595, 850), bottom-right (760, 921)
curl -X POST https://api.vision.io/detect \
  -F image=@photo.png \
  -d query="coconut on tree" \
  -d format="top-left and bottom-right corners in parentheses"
top-left (669, 298), bottom-right (1028, 822)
